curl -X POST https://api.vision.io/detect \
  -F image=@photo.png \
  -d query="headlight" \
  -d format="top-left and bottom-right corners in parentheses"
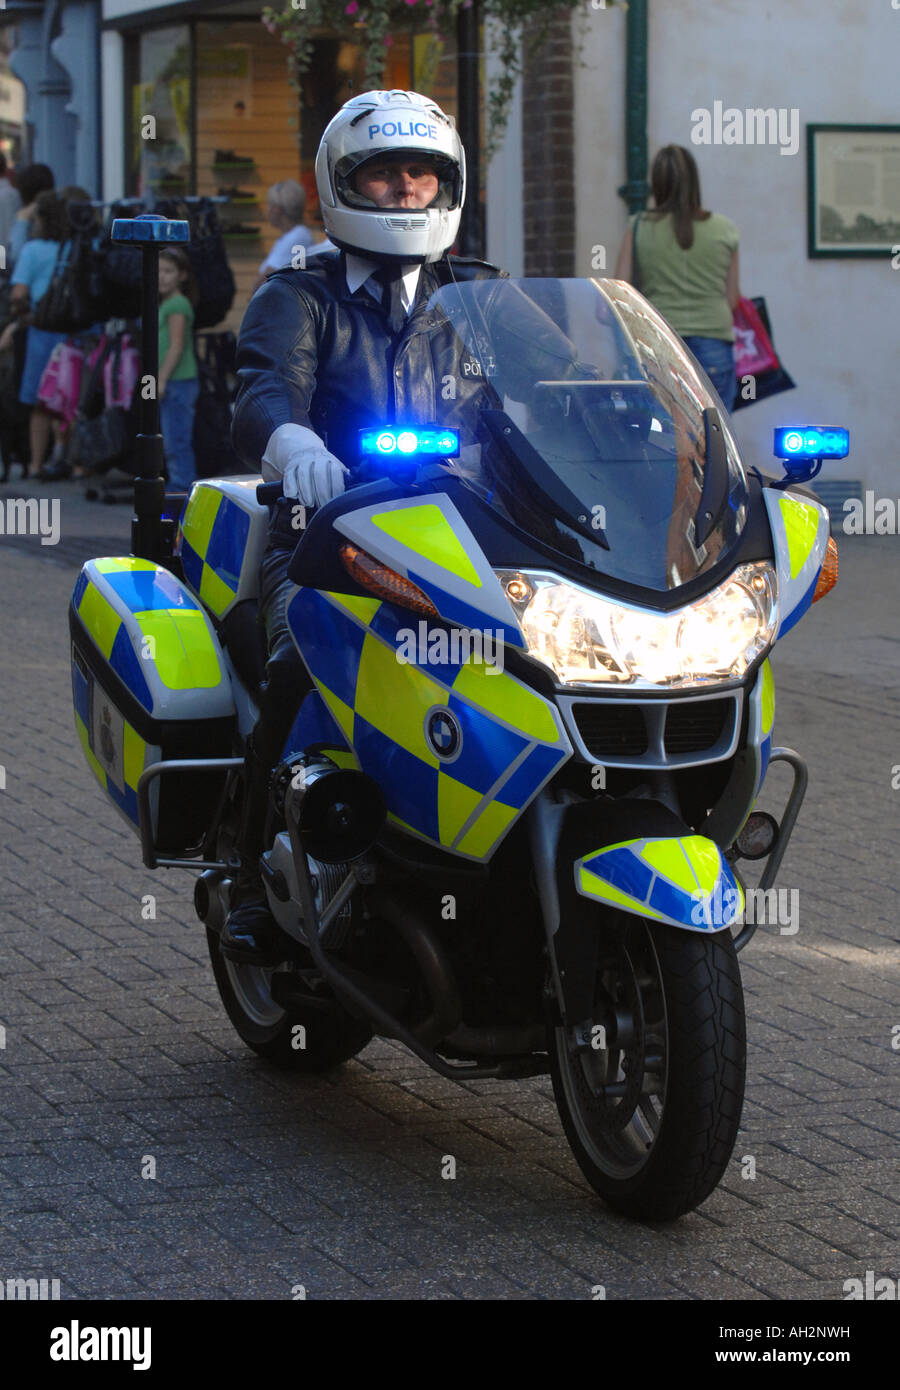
top-left (496, 563), bottom-right (778, 689)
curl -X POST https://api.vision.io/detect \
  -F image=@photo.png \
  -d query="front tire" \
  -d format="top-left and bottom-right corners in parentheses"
top-left (207, 929), bottom-right (372, 1071)
top-left (549, 917), bottom-right (745, 1221)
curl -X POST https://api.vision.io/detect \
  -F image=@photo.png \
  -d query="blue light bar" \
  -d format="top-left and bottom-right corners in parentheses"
top-left (111, 214), bottom-right (190, 244)
top-left (774, 426), bottom-right (849, 460)
top-left (359, 427), bottom-right (460, 458)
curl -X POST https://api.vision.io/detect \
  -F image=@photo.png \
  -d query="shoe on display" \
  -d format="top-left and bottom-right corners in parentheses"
top-left (217, 187), bottom-right (258, 204)
top-left (213, 149), bottom-right (255, 169)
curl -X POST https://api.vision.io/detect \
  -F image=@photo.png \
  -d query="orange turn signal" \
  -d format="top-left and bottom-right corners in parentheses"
top-left (339, 542), bottom-right (439, 618)
top-left (811, 536), bottom-right (838, 603)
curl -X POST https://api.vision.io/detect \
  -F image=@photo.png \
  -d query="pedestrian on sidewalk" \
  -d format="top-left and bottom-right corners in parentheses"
top-left (0, 189), bottom-right (68, 477)
top-left (157, 246), bottom-right (199, 493)
top-left (6, 163), bottom-right (55, 271)
top-left (0, 152), bottom-right (22, 255)
top-left (250, 180), bottom-right (317, 293)
top-left (615, 145), bottom-right (741, 410)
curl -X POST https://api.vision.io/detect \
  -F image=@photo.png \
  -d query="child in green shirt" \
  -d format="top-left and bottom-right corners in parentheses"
top-left (158, 248), bottom-right (199, 490)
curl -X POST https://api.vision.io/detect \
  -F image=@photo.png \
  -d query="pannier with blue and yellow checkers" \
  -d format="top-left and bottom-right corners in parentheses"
top-left (69, 557), bottom-right (236, 854)
top-left (176, 477), bottom-right (269, 619)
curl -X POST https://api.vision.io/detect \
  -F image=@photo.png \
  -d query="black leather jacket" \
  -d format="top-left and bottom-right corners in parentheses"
top-left (231, 249), bottom-right (508, 475)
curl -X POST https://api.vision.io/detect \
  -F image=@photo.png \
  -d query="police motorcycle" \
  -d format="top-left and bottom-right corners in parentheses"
top-left (68, 216), bottom-right (846, 1221)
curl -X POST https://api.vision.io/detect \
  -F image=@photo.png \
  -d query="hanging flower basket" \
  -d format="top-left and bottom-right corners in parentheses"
top-left (262, 0), bottom-right (621, 159)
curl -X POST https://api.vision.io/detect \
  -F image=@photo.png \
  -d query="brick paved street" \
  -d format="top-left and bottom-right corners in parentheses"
top-left (0, 477), bottom-right (897, 1300)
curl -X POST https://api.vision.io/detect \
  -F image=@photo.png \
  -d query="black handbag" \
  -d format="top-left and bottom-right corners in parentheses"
top-left (156, 198), bottom-right (236, 329)
top-left (68, 331), bottom-right (134, 474)
top-left (193, 331), bottom-right (241, 477)
top-left (69, 406), bottom-right (130, 474)
top-left (31, 235), bottom-right (99, 334)
top-left (0, 276), bottom-right (14, 331)
top-left (93, 201), bottom-right (145, 322)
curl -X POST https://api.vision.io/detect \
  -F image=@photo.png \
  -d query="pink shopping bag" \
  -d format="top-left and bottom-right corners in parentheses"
top-left (733, 296), bottom-right (780, 378)
top-left (103, 333), bottom-right (140, 410)
top-left (36, 340), bottom-right (84, 425)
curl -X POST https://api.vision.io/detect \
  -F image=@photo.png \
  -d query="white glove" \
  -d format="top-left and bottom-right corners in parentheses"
top-left (261, 422), bottom-right (348, 507)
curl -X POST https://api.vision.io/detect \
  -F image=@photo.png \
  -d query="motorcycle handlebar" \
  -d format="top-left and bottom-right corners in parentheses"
top-left (256, 480), bottom-right (284, 505)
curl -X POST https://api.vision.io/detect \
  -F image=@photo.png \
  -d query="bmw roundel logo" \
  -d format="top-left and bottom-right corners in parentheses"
top-left (426, 708), bottom-right (462, 761)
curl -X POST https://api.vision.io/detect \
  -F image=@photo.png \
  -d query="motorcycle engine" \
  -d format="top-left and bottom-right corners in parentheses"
top-left (261, 832), bottom-right (354, 949)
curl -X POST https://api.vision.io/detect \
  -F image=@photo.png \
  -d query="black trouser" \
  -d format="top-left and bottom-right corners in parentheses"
top-left (235, 500), bottom-right (314, 880)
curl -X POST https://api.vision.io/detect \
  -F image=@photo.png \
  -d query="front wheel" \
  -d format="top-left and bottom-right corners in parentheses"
top-left (206, 929), bottom-right (373, 1071)
top-left (549, 917), bottom-right (745, 1221)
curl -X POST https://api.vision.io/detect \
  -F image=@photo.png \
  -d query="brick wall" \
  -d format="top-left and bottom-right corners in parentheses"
top-left (521, 10), bottom-right (575, 276)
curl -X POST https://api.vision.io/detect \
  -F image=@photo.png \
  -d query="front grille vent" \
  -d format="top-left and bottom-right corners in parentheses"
top-left (568, 693), bottom-right (739, 767)
top-left (572, 704), bottom-right (648, 757)
top-left (664, 700), bottom-right (730, 754)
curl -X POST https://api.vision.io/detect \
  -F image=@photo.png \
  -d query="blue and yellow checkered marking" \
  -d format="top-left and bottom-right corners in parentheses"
top-left (406, 566), bottom-right (526, 650)
top-left (777, 567), bottom-right (819, 640)
top-left (283, 690), bottom-right (350, 759)
top-left (73, 559), bottom-right (225, 713)
top-left (287, 587), bottom-right (571, 861)
top-left (339, 497), bottom-right (528, 649)
top-left (101, 563), bottom-right (197, 616)
top-left (576, 835), bottom-right (744, 931)
top-left (72, 568), bottom-right (89, 609)
top-left (293, 594), bottom-right (368, 711)
top-left (109, 623), bottom-right (154, 711)
top-left (354, 718), bottom-right (441, 842)
top-left (179, 487), bottom-right (251, 618)
top-left (72, 650), bottom-right (92, 731)
top-left (71, 675), bottom-right (149, 831)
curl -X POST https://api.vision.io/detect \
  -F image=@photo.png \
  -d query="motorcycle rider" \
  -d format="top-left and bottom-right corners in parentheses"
top-left (223, 90), bottom-right (508, 963)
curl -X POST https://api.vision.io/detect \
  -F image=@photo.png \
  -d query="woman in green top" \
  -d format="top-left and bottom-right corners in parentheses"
top-left (615, 145), bottom-right (741, 409)
top-left (157, 247), bottom-right (199, 491)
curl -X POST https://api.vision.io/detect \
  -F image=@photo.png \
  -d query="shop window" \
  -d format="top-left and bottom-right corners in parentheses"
top-left (128, 24), bottom-right (192, 200)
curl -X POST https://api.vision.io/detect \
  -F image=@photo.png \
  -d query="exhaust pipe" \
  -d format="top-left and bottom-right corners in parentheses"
top-left (366, 886), bottom-right (462, 1047)
top-left (194, 869), bottom-right (230, 935)
top-left (285, 810), bottom-right (545, 1078)
top-left (444, 1023), bottom-right (546, 1057)
top-left (366, 889), bottom-right (545, 1057)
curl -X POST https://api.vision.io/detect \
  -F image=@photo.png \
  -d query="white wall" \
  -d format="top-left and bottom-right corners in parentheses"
top-left (574, 0), bottom-right (900, 494)
top-left (485, 22), bottom-right (524, 276)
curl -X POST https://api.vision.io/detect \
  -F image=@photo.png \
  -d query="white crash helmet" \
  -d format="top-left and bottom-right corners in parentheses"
top-left (315, 89), bottom-right (465, 264)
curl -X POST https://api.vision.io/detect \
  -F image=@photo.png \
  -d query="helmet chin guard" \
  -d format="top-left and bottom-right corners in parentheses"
top-left (315, 90), bottom-right (465, 264)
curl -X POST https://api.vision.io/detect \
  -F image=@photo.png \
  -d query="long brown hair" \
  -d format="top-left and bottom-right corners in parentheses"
top-left (159, 247), bottom-right (198, 308)
top-left (32, 189), bottom-right (68, 243)
top-left (648, 145), bottom-right (710, 250)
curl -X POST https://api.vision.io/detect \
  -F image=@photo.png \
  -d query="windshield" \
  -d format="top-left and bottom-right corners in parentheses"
top-left (423, 277), bottom-right (749, 592)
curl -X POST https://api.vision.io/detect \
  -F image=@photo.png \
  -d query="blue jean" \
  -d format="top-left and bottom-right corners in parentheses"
top-left (682, 336), bottom-right (737, 412)
top-left (160, 377), bottom-right (199, 490)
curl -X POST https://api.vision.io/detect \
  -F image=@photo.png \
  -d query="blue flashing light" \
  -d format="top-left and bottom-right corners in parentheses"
top-left (359, 427), bottom-right (460, 460)
top-left (111, 214), bottom-right (190, 244)
top-left (774, 426), bottom-right (849, 460)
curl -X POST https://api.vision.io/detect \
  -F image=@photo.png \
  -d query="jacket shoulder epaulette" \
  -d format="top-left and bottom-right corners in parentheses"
top-left (446, 253), bottom-right (508, 276)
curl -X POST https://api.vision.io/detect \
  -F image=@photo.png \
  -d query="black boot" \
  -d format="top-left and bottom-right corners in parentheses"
top-left (219, 876), bottom-right (290, 966)
top-left (219, 736), bottom-right (293, 966)
top-left (219, 551), bottom-right (314, 966)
